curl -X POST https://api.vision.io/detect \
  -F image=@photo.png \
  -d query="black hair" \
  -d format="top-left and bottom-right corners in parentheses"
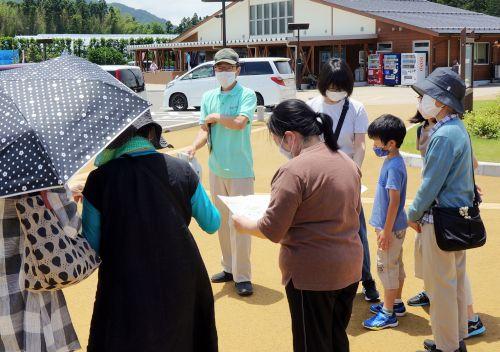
top-left (409, 110), bottom-right (425, 124)
top-left (268, 99), bottom-right (339, 152)
top-left (317, 58), bottom-right (354, 97)
top-left (368, 114), bottom-right (407, 148)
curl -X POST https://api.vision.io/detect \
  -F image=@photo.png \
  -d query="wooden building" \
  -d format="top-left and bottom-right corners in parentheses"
top-left (128, 0), bottom-right (500, 84)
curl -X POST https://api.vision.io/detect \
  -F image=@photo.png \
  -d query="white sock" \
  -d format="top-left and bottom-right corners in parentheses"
top-left (470, 314), bottom-right (479, 323)
top-left (394, 299), bottom-right (403, 304)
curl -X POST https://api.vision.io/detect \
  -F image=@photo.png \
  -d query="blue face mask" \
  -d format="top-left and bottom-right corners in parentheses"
top-left (373, 146), bottom-right (390, 157)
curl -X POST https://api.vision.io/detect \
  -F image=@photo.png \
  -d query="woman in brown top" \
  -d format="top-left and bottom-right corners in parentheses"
top-left (233, 99), bottom-right (363, 352)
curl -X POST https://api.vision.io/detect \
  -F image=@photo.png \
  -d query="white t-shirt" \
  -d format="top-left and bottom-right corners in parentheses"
top-left (307, 96), bottom-right (369, 158)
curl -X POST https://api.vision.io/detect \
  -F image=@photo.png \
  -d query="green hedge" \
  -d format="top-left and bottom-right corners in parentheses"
top-left (465, 99), bottom-right (500, 140)
top-left (0, 36), bottom-right (169, 64)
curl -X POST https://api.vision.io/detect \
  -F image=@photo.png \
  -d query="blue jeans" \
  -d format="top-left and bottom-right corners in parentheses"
top-left (359, 206), bottom-right (373, 283)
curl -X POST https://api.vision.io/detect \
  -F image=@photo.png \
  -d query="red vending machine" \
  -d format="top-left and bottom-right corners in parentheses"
top-left (367, 53), bottom-right (384, 85)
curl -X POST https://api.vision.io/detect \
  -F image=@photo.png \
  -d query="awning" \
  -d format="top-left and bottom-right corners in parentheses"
top-left (126, 34), bottom-right (378, 51)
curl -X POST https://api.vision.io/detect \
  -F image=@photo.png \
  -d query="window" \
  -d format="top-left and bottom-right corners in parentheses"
top-left (377, 42), bottom-right (393, 52)
top-left (474, 43), bottom-right (490, 64)
top-left (249, 1), bottom-right (293, 36)
top-left (118, 69), bottom-right (142, 89)
top-left (274, 60), bottom-right (292, 74)
top-left (240, 61), bottom-right (274, 76)
top-left (183, 65), bottom-right (214, 80)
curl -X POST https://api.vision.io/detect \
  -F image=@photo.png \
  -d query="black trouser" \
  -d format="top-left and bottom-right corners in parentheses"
top-left (285, 281), bottom-right (359, 352)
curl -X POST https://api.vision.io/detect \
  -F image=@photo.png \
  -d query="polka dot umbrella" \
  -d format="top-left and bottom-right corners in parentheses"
top-left (0, 55), bottom-right (151, 198)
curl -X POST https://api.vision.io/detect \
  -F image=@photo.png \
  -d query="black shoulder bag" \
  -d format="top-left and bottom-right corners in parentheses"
top-left (332, 99), bottom-right (350, 144)
top-left (432, 137), bottom-right (486, 251)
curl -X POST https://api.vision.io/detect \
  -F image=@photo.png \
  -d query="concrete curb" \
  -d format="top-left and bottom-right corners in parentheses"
top-left (401, 152), bottom-right (500, 177)
top-left (161, 121), bottom-right (199, 132)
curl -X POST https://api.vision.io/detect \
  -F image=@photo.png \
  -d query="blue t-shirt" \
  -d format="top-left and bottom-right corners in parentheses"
top-left (370, 155), bottom-right (408, 232)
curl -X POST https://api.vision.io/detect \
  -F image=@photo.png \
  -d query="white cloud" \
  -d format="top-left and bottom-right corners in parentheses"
top-left (115, 0), bottom-right (221, 24)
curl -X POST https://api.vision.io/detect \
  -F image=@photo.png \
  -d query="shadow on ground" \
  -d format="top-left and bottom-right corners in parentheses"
top-left (214, 282), bottom-right (284, 306)
top-left (348, 293), bottom-right (431, 337)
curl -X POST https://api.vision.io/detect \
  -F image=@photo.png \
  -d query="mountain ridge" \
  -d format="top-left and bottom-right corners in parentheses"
top-left (109, 2), bottom-right (167, 24)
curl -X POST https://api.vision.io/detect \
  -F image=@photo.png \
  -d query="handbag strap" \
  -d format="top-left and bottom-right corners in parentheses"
top-left (467, 133), bottom-right (481, 207)
top-left (333, 99), bottom-right (350, 144)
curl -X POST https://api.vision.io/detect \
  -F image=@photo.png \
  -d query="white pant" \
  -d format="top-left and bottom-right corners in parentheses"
top-left (421, 223), bottom-right (468, 352)
top-left (209, 172), bottom-right (254, 283)
top-left (414, 232), bottom-right (473, 306)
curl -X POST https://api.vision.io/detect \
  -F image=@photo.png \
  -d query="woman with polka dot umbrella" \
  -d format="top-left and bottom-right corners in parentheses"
top-left (0, 55), bottom-right (151, 198)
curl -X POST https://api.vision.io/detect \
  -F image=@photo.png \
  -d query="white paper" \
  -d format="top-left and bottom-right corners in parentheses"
top-left (218, 194), bottom-right (271, 221)
top-left (177, 152), bottom-right (202, 179)
top-left (219, 185), bottom-right (367, 221)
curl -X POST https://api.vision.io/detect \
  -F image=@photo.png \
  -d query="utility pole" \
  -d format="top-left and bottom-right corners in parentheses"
top-left (202, 0), bottom-right (243, 48)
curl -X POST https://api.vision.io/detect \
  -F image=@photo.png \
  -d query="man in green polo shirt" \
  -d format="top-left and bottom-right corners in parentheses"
top-left (187, 48), bottom-right (257, 296)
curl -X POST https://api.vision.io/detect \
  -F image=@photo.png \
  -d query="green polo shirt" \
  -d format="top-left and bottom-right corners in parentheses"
top-left (200, 82), bottom-right (257, 179)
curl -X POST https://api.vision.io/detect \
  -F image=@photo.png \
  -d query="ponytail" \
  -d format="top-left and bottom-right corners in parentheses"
top-left (268, 99), bottom-right (339, 152)
top-left (315, 112), bottom-right (338, 152)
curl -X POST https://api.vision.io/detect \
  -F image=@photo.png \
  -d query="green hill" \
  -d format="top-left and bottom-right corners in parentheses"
top-left (109, 3), bottom-right (166, 24)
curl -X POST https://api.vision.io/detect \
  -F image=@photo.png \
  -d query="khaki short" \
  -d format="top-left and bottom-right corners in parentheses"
top-left (376, 229), bottom-right (406, 290)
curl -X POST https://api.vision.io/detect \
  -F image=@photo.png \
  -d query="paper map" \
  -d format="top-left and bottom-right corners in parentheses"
top-left (218, 194), bottom-right (271, 221)
top-left (218, 186), bottom-right (367, 221)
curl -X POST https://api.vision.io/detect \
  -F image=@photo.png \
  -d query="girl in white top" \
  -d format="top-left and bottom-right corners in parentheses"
top-left (307, 58), bottom-right (379, 302)
top-left (307, 59), bottom-right (369, 168)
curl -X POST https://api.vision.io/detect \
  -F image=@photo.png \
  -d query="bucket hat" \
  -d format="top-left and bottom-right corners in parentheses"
top-left (412, 67), bottom-right (466, 114)
top-left (109, 110), bottom-right (172, 150)
top-left (132, 110), bottom-right (172, 149)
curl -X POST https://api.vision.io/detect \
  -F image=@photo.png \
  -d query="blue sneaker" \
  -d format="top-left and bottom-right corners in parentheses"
top-left (363, 310), bottom-right (399, 330)
top-left (370, 302), bottom-right (407, 317)
top-left (467, 315), bottom-right (486, 338)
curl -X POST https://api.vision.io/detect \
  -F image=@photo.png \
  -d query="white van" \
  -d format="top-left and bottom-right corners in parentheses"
top-left (163, 57), bottom-right (296, 111)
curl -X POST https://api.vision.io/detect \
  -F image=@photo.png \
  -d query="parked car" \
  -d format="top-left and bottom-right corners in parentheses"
top-left (163, 57), bottom-right (296, 111)
top-left (0, 63), bottom-right (35, 71)
top-left (102, 65), bottom-right (145, 93)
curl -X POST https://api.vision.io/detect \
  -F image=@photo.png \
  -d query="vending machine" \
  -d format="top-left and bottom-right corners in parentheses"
top-left (367, 53), bottom-right (384, 85)
top-left (383, 53), bottom-right (401, 86)
top-left (401, 53), bottom-right (427, 85)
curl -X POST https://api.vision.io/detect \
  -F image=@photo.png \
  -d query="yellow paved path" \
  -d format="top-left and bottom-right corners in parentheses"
top-left (64, 103), bottom-right (500, 352)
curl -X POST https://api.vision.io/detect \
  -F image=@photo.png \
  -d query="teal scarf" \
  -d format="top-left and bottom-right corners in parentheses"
top-left (94, 137), bottom-right (156, 167)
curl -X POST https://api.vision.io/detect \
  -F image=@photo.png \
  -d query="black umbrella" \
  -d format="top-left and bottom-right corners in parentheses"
top-left (0, 55), bottom-right (151, 198)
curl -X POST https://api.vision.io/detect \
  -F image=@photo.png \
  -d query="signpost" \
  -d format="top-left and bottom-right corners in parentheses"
top-left (202, 0), bottom-right (243, 48)
top-left (288, 23), bottom-right (310, 90)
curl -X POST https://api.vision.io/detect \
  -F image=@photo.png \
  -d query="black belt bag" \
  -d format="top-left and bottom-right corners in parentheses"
top-left (432, 203), bottom-right (486, 251)
top-left (431, 132), bottom-right (486, 251)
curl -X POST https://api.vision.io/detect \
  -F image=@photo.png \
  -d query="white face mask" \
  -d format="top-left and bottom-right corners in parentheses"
top-left (279, 135), bottom-right (293, 160)
top-left (216, 71), bottom-right (236, 89)
top-left (418, 94), bottom-right (443, 119)
top-left (326, 90), bottom-right (347, 102)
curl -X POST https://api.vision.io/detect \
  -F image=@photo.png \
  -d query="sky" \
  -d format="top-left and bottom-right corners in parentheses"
top-left (115, 0), bottom-right (222, 24)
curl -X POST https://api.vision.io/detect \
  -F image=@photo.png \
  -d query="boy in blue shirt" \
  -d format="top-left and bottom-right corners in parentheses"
top-left (363, 114), bottom-right (408, 330)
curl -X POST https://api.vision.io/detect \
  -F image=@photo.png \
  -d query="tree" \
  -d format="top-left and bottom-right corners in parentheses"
top-left (165, 20), bottom-right (175, 34)
top-left (431, 0), bottom-right (500, 16)
top-left (87, 46), bottom-right (125, 65)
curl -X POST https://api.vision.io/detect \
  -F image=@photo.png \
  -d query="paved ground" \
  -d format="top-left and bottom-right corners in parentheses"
top-left (145, 83), bottom-right (499, 131)
top-left (64, 87), bottom-right (500, 351)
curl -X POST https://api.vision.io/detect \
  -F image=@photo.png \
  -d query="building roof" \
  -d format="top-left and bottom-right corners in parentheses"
top-left (126, 34), bottom-right (377, 51)
top-left (322, 0), bottom-right (500, 34)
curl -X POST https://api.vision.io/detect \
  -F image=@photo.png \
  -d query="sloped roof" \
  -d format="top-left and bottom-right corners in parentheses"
top-left (323, 0), bottom-right (500, 34)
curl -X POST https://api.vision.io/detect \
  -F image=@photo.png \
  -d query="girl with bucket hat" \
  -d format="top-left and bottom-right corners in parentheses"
top-left (407, 68), bottom-right (475, 352)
